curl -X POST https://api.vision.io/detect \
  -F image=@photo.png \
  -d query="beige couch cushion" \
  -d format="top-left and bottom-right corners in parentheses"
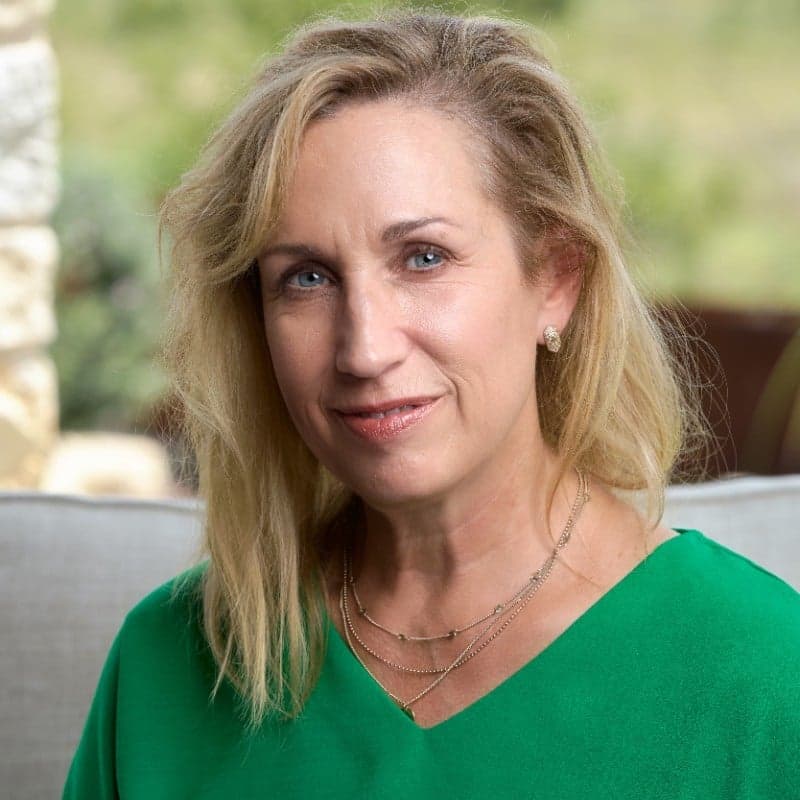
top-left (1, 491), bottom-right (202, 800)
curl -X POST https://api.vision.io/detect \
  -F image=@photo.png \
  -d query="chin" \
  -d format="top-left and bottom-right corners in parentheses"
top-left (332, 457), bottom-right (455, 511)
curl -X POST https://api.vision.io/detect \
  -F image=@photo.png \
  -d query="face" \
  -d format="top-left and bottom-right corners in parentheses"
top-left (258, 101), bottom-right (567, 510)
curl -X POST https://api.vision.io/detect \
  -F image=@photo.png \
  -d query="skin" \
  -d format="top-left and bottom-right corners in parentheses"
top-left (258, 100), bottom-right (677, 728)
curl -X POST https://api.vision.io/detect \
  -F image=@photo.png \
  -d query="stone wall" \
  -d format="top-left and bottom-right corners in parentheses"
top-left (0, 1), bottom-right (60, 489)
top-left (0, 2), bottom-right (177, 496)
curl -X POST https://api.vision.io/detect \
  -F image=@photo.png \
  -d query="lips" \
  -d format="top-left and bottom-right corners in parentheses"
top-left (333, 396), bottom-right (440, 415)
top-left (350, 403), bottom-right (419, 419)
top-left (332, 397), bottom-right (441, 442)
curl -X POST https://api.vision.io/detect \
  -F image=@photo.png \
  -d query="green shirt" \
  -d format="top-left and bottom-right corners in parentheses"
top-left (63, 529), bottom-right (800, 798)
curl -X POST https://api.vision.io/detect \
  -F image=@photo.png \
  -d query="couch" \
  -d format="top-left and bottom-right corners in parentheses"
top-left (2, 474), bottom-right (799, 799)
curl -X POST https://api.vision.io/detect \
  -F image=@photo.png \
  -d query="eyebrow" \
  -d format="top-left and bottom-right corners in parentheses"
top-left (258, 216), bottom-right (459, 262)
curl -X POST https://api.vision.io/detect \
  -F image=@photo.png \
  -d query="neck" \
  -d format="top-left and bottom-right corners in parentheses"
top-left (343, 445), bottom-right (587, 636)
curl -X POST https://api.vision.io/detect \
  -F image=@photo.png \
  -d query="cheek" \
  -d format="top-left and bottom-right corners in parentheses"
top-left (264, 313), bottom-right (329, 423)
top-left (416, 281), bottom-right (536, 399)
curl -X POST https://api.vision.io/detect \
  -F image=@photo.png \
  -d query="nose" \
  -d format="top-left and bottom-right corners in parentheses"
top-left (334, 276), bottom-right (409, 379)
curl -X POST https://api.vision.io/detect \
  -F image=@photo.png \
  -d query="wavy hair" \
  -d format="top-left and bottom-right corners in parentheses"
top-left (158, 6), bottom-right (713, 731)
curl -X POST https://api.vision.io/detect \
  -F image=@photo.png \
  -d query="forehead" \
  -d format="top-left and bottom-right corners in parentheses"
top-left (273, 101), bottom-right (491, 237)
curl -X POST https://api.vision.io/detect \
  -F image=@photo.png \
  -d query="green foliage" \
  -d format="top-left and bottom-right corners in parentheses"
top-left (51, 150), bottom-right (168, 431)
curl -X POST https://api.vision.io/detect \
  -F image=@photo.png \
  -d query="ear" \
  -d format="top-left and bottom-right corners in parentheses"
top-left (534, 227), bottom-right (587, 344)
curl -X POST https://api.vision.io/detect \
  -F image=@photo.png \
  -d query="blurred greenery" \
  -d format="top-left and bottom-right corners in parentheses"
top-left (49, 0), bottom-right (800, 430)
top-left (51, 149), bottom-right (167, 431)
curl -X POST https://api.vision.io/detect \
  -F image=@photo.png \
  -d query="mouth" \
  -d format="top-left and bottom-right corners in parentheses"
top-left (347, 403), bottom-right (422, 420)
top-left (332, 397), bottom-right (441, 442)
top-left (332, 395), bottom-right (441, 416)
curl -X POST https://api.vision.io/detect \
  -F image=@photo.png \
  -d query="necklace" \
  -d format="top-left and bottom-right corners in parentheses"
top-left (349, 468), bottom-right (589, 647)
top-left (350, 556), bottom-right (539, 643)
top-left (338, 468), bottom-right (590, 719)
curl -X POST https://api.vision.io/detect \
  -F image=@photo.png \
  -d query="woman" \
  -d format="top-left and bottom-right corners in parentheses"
top-left (63, 8), bottom-right (799, 798)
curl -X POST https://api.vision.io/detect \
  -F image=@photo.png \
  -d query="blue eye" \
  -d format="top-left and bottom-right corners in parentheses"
top-left (278, 245), bottom-right (448, 295)
top-left (287, 270), bottom-right (329, 289)
top-left (407, 248), bottom-right (445, 270)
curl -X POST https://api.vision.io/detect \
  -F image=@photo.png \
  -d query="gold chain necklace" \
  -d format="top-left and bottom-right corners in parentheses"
top-left (350, 554), bottom-right (540, 643)
top-left (341, 468), bottom-right (589, 676)
top-left (348, 468), bottom-right (589, 648)
top-left (338, 468), bottom-right (590, 719)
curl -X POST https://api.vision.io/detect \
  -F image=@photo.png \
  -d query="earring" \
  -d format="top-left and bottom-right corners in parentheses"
top-left (543, 325), bottom-right (561, 353)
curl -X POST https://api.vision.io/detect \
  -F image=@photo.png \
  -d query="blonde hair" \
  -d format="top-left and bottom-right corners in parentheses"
top-left (158, 5), bottom-right (712, 731)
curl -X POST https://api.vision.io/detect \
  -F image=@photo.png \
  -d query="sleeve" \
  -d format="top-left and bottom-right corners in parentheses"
top-left (759, 663), bottom-right (800, 797)
top-left (748, 593), bottom-right (800, 798)
top-left (62, 626), bottom-right (123, 800)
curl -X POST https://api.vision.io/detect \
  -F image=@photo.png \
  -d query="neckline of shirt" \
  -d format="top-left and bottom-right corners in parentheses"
top-left (322, 528), bottom-right (704, 733)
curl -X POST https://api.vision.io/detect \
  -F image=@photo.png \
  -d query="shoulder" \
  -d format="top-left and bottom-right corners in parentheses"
top-left (664, 528), bottom-right (800, 678)
top-left (105, 561), bottom-right (218, 719)
top-left (117, 561), bottom-right (208, 655)
top-left (662, 530), bottom-right (800, 783)
top-left (672, 527), bottom-right (800, 615)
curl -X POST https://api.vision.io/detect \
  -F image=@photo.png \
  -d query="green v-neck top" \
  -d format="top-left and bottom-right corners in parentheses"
top-left (63, 528), bottom-right (800, 799)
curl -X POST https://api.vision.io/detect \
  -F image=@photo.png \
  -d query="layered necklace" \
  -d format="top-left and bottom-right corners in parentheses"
top-left (338, 467), bottom-right (590, 721)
